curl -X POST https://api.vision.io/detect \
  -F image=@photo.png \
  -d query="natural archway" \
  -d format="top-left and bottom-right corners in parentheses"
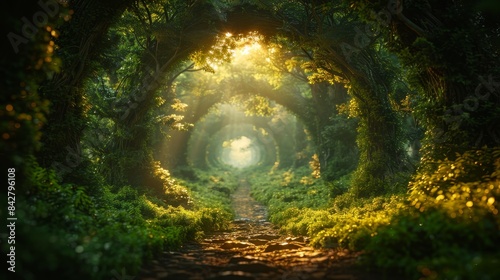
top-left (183, 103), bottom-right (302, 171)
top-left (3, 0), bottom-right (499, 279)
top-left (28, 1), bottom-right (408, 197)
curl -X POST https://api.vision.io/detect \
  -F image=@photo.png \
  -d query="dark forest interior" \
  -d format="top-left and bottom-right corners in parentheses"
top-left (2, 0), bottom-right (500, 279)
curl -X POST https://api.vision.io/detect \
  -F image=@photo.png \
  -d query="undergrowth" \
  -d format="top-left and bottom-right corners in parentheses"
top-left (247, 167), bottom-right (405, 249)
top-left (365, 147), bottom-right (500, 279)
top-left (4, 163), bottom-right (233, 280)
top-left (247, 148), bottom-right (500, 279)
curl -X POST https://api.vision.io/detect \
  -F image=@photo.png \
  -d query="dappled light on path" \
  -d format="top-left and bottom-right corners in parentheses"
top-left (5, 0), bottom-right (500, 278)
top-left (139, 179), bottom-right (376, 280)
top-left (231, 179), bottom-right (267, 221)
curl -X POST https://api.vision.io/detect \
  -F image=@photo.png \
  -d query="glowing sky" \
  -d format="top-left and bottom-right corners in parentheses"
top-left (221, 136), bottom-right (259, 168)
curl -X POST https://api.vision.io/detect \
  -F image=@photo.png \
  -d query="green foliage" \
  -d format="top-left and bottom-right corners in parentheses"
top-left (379, 0), bottom-right (500, 155)
top-left (409, 147), bottom-right (500, 221)
top-left (175, 167), bottom-right (238, 217)
top-left (4, 161), bottom-right (233, 279)
top-left (249, 167), bottom-right (331, 213)
top-left (318, 115), bottom-right (359, 181)
top-left (366, 210), bottom-right (500, 279)
top-left (247, 159), bottom-right (500, 278)
top-left (1, 4), bottom-right (63, 187)
top-left (243, 95), bottom-right (275, 116)
top-left (362, 147), bottom-right (500, 279)
top-left (328, 174), bottom-right (353, 199)
top-left (150, 161), bottom-right (194, 208)
top-left (4, 2), bottom-right (500, 280)
top-left (272, 194), bottom-right (404, 250)
top-left (248, 168), bottom-right (405, 250)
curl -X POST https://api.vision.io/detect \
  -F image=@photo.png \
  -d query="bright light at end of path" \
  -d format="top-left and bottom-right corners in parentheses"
top-left (221, 136), bottom-right (259, 169)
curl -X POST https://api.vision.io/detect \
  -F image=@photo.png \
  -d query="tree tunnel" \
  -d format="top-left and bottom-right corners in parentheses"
top-left (198, 123), bottom-right (271, 169)
top-left (34, 0), bottom-right (408, 196)
top-left (183, 103), bottom-right (303, 171)
top-left (218, 135), bottom-right (262, 168)
top-left (157, 62), bottom-right (314, 173)
top-left (6, 0), bottom-right (498, 198)
top-left (4, 1), bottom-right (500, 279)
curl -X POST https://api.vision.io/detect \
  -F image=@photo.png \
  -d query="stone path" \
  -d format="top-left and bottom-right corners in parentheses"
top-left (138, 179), bottom-right (378, 280)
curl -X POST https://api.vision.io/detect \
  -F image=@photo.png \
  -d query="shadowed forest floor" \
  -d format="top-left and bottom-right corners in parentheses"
top-left (138, 179), bottom-right (380, 280)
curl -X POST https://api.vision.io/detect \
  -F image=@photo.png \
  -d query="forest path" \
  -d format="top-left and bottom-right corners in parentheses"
top-left (138, 179), bottom-right (376, 280)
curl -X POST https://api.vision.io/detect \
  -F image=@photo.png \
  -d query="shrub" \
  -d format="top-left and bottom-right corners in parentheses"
top-left (248, 168), bottom-right (405, 250)
top-left (362, 147), bottom-right (500, 278)
top-left (366, 209), bottom-right (500, 279)
top-left (8, 163), bottom-right (234, 280)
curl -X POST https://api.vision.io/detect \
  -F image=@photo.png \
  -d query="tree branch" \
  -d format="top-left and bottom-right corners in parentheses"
top-left (396, 12), bottom-right (427, 37)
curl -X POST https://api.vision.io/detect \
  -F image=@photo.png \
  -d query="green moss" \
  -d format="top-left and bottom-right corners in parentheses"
top-left (5, 165), bottom-right (234, 280)
top-left (247, 167), bottom-right (406, 250)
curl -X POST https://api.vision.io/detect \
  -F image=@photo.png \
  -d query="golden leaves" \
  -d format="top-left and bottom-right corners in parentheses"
top-left (487, 197), bottom-right (495, 205)
top-left (408, 147), bottom-right (500, 220)
top-left (309, 154), bottom-right (321, 179)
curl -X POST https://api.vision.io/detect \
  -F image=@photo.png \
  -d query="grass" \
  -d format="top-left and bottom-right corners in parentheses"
top-left (6, 165), bottom-right (235, 280)
top-left (244, 153), bottom-right (500, 279)
top-left (10, 147), bottom-right (500, 279)
top-left (246, 167), bottom-right (405, 249)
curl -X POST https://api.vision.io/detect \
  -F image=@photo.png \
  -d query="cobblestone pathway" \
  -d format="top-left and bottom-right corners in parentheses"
top-left (138, 179), bottom-right (379, 280)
